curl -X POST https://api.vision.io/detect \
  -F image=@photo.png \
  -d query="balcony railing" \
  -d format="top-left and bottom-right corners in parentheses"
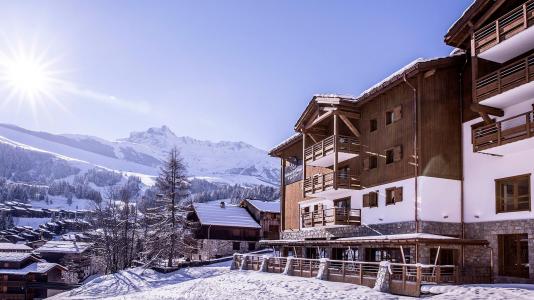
top-left (473, 0), bottom-right (534, 55)
top-left (301, 208), bottom-right (361, 228)
top-left (475, 52), bottom-right (534, 102)
top-left (303, 172), bottom-right (360, 196)
top-left (472, 109), bottom-right (534, 151)
top-left (304, 135), bottom-right (359, 165)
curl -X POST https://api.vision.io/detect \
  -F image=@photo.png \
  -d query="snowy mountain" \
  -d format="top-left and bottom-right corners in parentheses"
top-left (0, 124), bottom-right (279, 187)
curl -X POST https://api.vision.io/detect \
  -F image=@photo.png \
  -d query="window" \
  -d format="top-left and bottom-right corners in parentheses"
top-left (364, 154), bottom-right (378, 171)
top-left (248, 242), bottom-right (256, 251)
top-left (385, 111), bottom-right (394, 125)
top-left (430, 248), bottom-right (458, 265)
top-left (363, 192), bottom-right (378, 208)
top-left (386, 187), bottom-right (403, 205)
top-left (385, 149), bottom-right (394, 164)
top-left (498, 234), bottom-right (529, 278)
top-left (495, 174), bottom-right (530, 213)
top-left (370, 119), bottom-right (378, 132)
top-left (385, 105), bottom-right (402, 125)
top-left (232, 242), bottom-right (240, 251)
top-left (334, 197), bottom-right (351, 209)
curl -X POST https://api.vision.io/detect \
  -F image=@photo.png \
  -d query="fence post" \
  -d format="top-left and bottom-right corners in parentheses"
top-left (359, 263), bottom-right (363, 284)
top-left (436, 266), bottom-right (441, 284)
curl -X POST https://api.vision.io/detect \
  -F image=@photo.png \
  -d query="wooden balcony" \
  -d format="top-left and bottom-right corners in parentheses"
top-left (303, 172), bottom-right (360, 196)
top-left (473, 109), bottom-right (534, 152)
top-left (475, 52), bottom-right (534, 104)
top-left (301, 208), bottom-right (361, 228)
top-left (473, 0), bottom-right (534, 58)
top-left (304, 135), bottom-right (359, 167)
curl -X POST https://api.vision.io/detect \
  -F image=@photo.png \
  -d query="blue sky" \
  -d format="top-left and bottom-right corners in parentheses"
top-left (0, 0), bottom-right (471, 150)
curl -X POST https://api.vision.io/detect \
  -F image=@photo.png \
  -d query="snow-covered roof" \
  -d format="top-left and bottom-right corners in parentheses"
top-left (313, 94), bottom-right (358, 101)
top-left (193, 203), bottom-right (261, 229)
top-left (0, 252), bottom-right (34, 262)
top-left (36, 241), bottom-right (92, 254)
top-left (338, 233), bottom-right (456, 241)
top-left (268, 133), bottom-right (301, 155)
top-left (0, 262), bottom-right (63, 275)
top-left (0, 243), bottom-right (32, 251)
top-left (246, 200), bottom-right (280, 214)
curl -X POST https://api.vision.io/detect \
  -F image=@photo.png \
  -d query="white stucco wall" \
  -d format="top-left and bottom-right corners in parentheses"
top-left (298, 176), bottom-right (461, 228)
top-left (463, 99), bottom-right (534, 223)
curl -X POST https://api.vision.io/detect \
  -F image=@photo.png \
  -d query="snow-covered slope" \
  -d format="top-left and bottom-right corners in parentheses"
top-left (0, 124), bottom-right (279, 187)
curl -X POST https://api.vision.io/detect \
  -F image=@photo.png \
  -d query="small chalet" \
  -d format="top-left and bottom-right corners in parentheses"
top-left (190, 202), bottom-right (261, 260)
top-left (240, 199), bottom-right (281, 240)
top-left (0, 243), bottom-right (32, 253)
top-left (0, 252), bottom-right (66, 299)
top-left (35, 241), bottom-right (94, 283)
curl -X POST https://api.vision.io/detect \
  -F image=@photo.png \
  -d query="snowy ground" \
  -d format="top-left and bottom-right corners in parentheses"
top-left (51, 261), bottom-right (534, 300)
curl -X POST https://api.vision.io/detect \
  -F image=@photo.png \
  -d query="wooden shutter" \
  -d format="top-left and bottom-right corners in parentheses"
top-left (363, 157), bottom-right (370, 171)
top-left (393, 105), bottom-right (402, 122)
top-left (370, 192), bottom-right (378, 207)
top-left (363, 194), bottom-right (370, 207)
top-left (394, 187), bottom-right (403, 203)
top-left (393, 145), bottom-right (403, 162)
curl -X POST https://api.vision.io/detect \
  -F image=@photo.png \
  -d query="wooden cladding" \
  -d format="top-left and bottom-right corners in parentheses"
top-left (495, 174), bottom-right (531, 213)
top-left (472, 109), bottom-right (534, 151)
top-left (473, 0), bottom-right (534, 56)
top-left (304, 135), bottom-right (360, 165)
top-left (303, 172), bottom-right (361, 196)
top-left (385, 187), bottom-right (403, 205)
top-left (475, 53), bottom-right (534, 103)
top-left (362, 192), bottom-right (378, 208)
top-left (300, 207), bottom-right (361, 227)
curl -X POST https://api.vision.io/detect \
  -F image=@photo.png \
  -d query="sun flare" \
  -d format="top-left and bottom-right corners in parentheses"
top-left (3, 56), bottom-right (49, 98)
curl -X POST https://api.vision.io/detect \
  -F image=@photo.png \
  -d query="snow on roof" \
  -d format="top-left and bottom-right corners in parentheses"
top-left (268, 133), bottom-right (301, 155)
top-left (313, 94), bottom-right (358, 101)
top-left (246, 200), bottom-right (280, 213)
top-left (0, 252), bottom-right (34, 262)
top-left (338, 233), bottom-right (456, 241)
top-left (0, 243), bottom-right (32, 251)
top-left (36, 241), bottom-right (92, 254)
top-left (193, 203), bottom-right (261, 229)
top-left (0, 262), bottom-right (63, 275)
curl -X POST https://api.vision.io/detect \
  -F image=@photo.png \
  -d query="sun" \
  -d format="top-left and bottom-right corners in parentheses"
top-left (0, 51), bottom-right (57, 102)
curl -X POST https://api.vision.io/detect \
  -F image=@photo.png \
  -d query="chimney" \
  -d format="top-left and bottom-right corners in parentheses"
top-left (220, 201), bottom-right (225, 208)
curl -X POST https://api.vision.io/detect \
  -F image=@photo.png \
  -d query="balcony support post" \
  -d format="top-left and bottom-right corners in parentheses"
top-left (524, 3), bottom-right (528, 29)
top-left (334, 113), bottom-right (339, 190)
top-left (302, 132), bottom-right (307, 198)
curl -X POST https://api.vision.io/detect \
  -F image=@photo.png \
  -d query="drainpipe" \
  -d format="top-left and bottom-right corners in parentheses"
top-left (404, 74), bottom-right (419, 234)
top-left (459, 54), bottom-right (469, 270)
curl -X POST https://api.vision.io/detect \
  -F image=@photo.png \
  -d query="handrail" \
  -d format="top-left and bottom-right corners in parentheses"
top-left (472, 109), bottom-right (534, 151)
top-left (304, 135), bottom-right (360, 164)
top-left (475, 52), bottom-right (534, 102)
top-left (473, 0), bottom-right (534, 55)
top-left (303, 172), bottom-right (361, 195)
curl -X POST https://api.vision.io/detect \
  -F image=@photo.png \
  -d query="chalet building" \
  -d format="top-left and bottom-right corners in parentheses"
top-left (35, 241), bottom-right (94, 283)
top-left (0, 243), bottom-right (32, 253)
top-left (191, 202), bottom-right (263, 260)
top-left (262, 0), bottom-right (534, 287)
top-left (240, 199), bottom-right (281, 240)
top-left (0, 252), bottom-right (66, 300)
top-left (445, 0), bottom-right (534, 282)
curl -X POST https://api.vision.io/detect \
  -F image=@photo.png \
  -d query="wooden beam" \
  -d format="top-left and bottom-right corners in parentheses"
top-left (480, 112), bottom-right (492, 124)
top-left (471, 103), bottom-right (504, 117)
top-left (473, 0), bottom-right (507, 29)
top-left (305, 111), bottom-right (333, 130)
top-left (339, 114), bottom-right (361, 137)
top-left (307, 133), bottom-right (318, 143)
top-left (338, 110), bottom-right (360, 120)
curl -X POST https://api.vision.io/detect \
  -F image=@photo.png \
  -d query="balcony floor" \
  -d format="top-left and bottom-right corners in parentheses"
top-left (307, 152), bottom-right (358, 168)
top-left (480, 81), bottom-right (534, 109)
top-left (477, 134), bottom-right (534, 156)
top-left (479, 26), bottom-right (534, 63)
top-left (306, 187), bottom-right (356, 198)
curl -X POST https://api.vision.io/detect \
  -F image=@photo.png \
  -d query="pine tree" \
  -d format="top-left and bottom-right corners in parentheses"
top-left (148, 147), bottom-right (192, 267)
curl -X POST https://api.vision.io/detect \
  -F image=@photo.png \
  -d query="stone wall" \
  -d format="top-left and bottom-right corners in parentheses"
top-left (196, 239), bottom-right (259, 261)
top-left (281, 221), bottom-right (461, 240)
top-left (465, 219), bottom-right (534, 283)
